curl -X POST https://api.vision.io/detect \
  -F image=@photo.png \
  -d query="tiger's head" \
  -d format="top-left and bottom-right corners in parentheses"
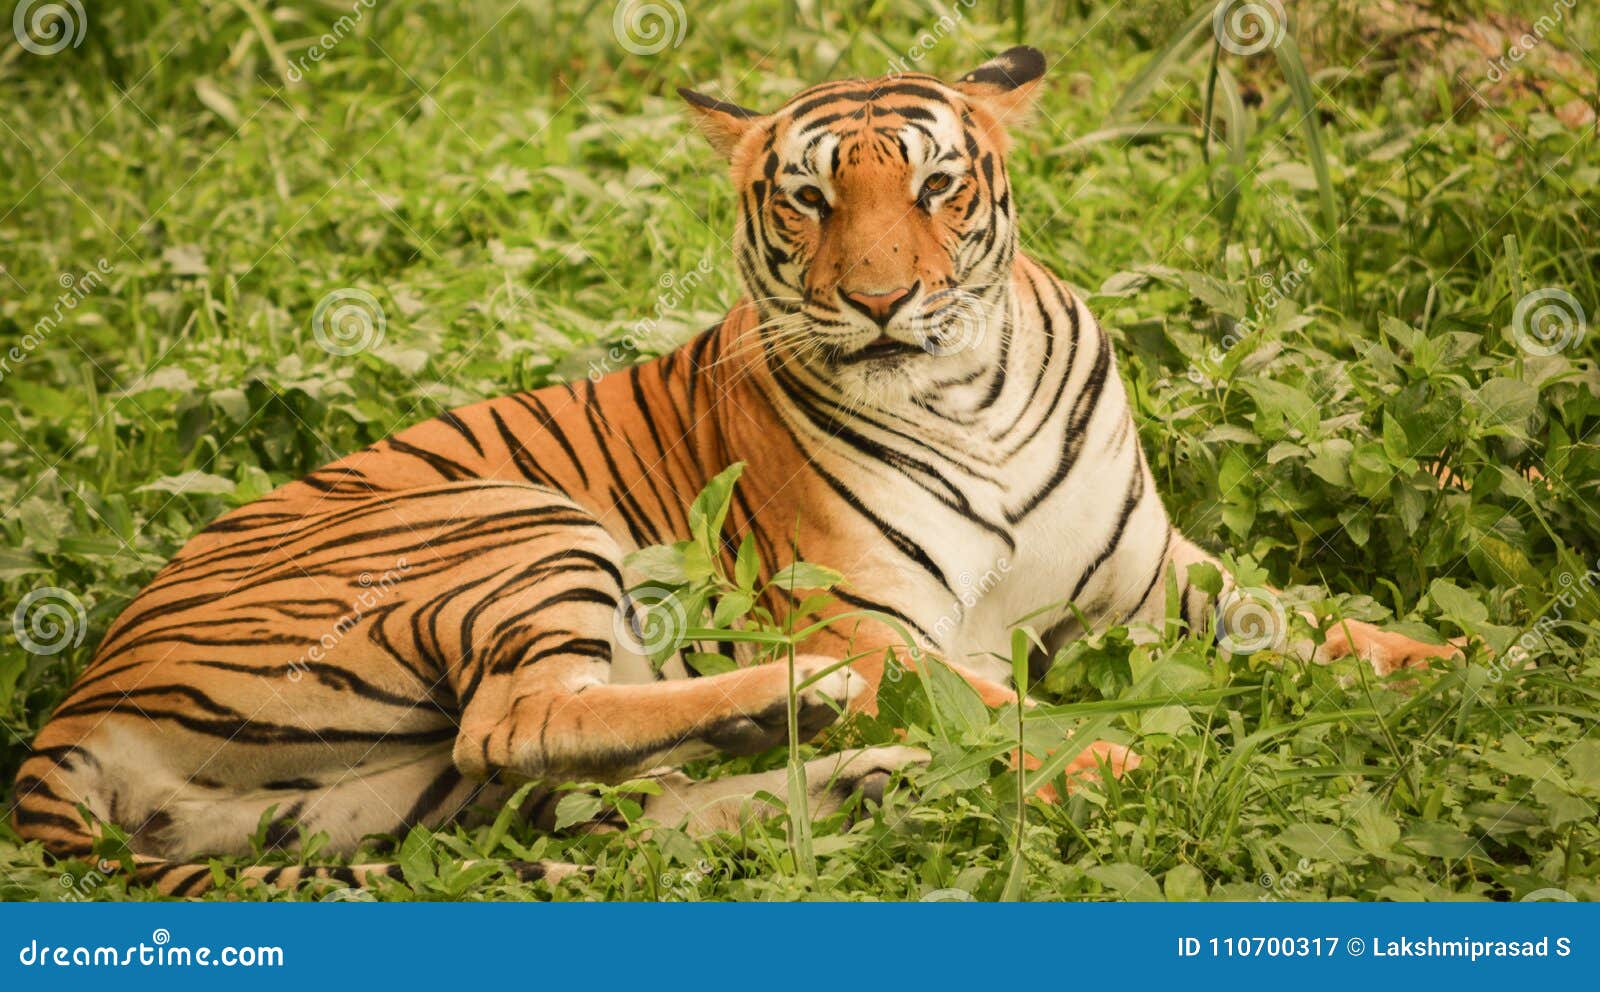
top-left (681, 47), bottom-right (1045, 403)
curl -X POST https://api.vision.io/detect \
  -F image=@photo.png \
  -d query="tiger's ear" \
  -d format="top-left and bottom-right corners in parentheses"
top-left (678, 88), bottom-right (763, 160)
top-left (951, 46), bottom-right (1046, 127)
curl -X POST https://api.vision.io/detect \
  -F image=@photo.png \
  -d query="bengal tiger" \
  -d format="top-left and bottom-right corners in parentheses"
top-left (11, 47), bottom-right (1462, 896)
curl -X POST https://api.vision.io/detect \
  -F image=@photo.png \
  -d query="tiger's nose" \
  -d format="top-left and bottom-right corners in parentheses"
top-left (840, 282), bottom-right (916, 326)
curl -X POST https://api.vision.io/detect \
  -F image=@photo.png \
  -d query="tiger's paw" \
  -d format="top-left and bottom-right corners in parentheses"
top-left (1027, 740), bottom-right (1142, 804)
top-left (1308, 618), bottom-right (1466, 676)
top-left (700, 657), bottom-right (863, 755)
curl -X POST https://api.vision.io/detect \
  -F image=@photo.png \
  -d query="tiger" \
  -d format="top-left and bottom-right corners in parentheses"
top-left (10, 47), bottom-right (1463, 896)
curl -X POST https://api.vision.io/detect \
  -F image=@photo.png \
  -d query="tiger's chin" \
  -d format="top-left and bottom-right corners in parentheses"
top-left (826, 349), bottom-right (987, 411)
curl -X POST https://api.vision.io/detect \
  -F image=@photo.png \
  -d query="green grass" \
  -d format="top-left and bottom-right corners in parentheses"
top-left (3, 0), bottom-right (1599, 901)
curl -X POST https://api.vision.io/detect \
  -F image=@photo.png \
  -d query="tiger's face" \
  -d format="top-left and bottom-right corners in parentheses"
top-left (682, 48), bottom-right (1046, 402)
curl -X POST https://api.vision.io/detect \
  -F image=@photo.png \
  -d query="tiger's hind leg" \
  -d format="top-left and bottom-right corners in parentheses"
top-left (13, 480), bottom-right (860, 896)
top-left (632, 746), bottom-right (931, 836)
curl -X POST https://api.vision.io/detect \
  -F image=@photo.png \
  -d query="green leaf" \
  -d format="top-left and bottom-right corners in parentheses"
top-left (1401, 823), bottom-right (1475, 860)
top-left (1277, 823), bottom-right (1360, 862)
top-left (768, 562), bottom-right (844, 591)
top-left (919, 656), bottom-right (993, 740)
top-left (624, 543), bottom-right (690, 584)
top-left (1242, 378), bottom-right (1318, 436)
top-left (1305, 438), bottom-right (1354, 487)
top-left (1186, 561), bottom-right (1223, 597)
top-left (1350, 805), bottom-right (1401, 857)
top-left (1272, 30), bottom-right (1338, 237)
top-left (1163, 864), bottom-right (1208, 901)
top-left (552, 792), bottom-right (605, 832)
top-left (734, 533), bottom-right (759, 591)
top-left (135, 470), bottom-right (237, 496)
top-left (683, 651), bottom-right (738, 676)
top-left (711, 590), bottom-right (753, 628)
top-left (1475, 377), bottom-right (1539, 427)
top-left (398, 828), bottom-right (437, 887)
top-left (1564, 740), bottom-right (1600, 793)
top-left (483, 780), bottom-right (541, 855)
top-left (1429, 579), bottom-right (1488, 625)
top-left (688, 462), bottom-right (745, 549)
top-left (1086, 863), bottom-right (1161, 901)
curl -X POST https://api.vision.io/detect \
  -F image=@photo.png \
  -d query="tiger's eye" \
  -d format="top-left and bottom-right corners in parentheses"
top-left (921, 173), bottom-right (954, 197)
top-left (794, 185), bottom-right (827, 209)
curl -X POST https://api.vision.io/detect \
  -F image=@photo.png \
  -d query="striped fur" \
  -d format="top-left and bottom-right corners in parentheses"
top-left (11, 48), bottom-right (1457, 895)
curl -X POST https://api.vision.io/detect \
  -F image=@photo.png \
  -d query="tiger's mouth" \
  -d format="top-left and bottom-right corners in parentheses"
top-left (845, 335), bottom-right (924, 363)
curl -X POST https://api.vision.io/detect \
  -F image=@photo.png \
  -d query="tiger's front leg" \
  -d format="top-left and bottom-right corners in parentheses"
top-left (427, 484), bottom-right (865, 784)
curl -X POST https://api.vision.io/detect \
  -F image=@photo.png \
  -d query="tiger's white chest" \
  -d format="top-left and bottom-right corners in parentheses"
top-left (887, 456), bottom-right (1152, 683)
top-left (851, 332), bottom-right (1169, 683)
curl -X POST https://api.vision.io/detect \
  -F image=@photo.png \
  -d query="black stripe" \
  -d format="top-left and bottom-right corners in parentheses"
top-left (437, 411), bottom-right (485, 457)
